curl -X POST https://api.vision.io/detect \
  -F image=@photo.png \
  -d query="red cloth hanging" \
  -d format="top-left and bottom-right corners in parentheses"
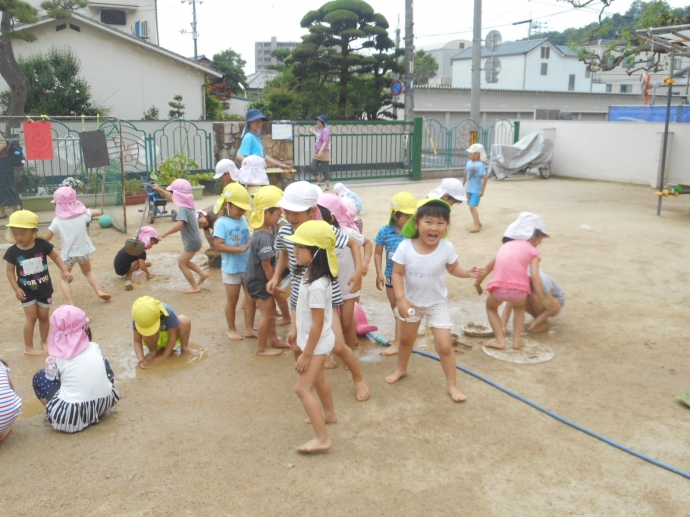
top-left (23, 121), bottom-right (54, 160)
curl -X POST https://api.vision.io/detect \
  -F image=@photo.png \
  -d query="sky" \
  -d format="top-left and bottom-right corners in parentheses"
top-left (155, 0), bottom-right (690, 74)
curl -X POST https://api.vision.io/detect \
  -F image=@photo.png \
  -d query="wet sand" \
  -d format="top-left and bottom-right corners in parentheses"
top-left (1, 177), bottom-right (690, 515)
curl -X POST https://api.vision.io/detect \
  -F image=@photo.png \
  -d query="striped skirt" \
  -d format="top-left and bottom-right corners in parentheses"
top-left (46, 387), bottom-right (120, 434)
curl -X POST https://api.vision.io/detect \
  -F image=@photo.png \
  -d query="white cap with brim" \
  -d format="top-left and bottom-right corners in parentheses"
top-left (214, 159), bottom-right (240, 180)
top-left (466, 143), bottom-right (488, 162)
top-left (428, 178), bottom-right (465, 202)
top-left (277, 181), bottom-right (319, 212)
top-left (504, 212), bottom-right (550, 240)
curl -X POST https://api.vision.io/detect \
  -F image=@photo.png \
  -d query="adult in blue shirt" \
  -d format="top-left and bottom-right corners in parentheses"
top-left (235, 109), bottom-right (291, 170)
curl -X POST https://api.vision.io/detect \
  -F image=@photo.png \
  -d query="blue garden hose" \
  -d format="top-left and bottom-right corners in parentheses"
top-left (366, 333), bottom-right (690, 481)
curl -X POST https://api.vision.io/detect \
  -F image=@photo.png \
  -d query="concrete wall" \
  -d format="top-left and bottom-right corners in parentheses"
top-left (518, 120), bottom-right (689, 186)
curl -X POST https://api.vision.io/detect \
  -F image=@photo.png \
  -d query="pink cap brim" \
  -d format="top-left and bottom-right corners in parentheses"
top-left (171, 191), bottom-right (195, 209)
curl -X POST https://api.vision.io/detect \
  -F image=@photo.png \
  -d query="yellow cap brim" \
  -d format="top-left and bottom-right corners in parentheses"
top-left (284, 233), bottom-right (338, 277)
top-left (135, 320), bottom-right (161, 337)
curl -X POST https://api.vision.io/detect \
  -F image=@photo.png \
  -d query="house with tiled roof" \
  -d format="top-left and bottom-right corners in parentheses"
top-left (451, 38), bottom-right (593, 92)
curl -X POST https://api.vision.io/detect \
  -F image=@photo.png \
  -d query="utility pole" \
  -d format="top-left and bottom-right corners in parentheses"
top-left (470, 0), bottom-right (482, 123)
top-left (180, 0), bottom-right (201, 60)
top-left (394, 15), bottom-right (401, 119)
top-left (404, 0), bottom-right (414, 122)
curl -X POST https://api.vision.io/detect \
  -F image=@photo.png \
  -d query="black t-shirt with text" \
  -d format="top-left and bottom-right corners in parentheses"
top-left (3, 239), bottom-right (55, 299)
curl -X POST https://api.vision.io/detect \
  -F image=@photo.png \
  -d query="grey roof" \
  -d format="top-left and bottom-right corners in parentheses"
top-left (414, 85), bottom-right (637, 95)
top-left (452, 38), bottom-right (577, 60)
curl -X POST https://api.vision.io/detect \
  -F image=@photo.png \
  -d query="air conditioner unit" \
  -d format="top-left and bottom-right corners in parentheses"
top-left (135, 20), bottom-right (149, 39)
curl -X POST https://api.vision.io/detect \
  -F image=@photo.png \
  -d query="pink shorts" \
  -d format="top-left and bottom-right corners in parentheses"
top-left (488, 286), bottom-right (527, 303)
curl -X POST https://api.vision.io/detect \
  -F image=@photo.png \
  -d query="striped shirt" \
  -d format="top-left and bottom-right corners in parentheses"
top-left (0, 364), bottom-right (22, 432)
top-left (374, 224), bottom-right (405, 278)
top-left (276, 223), bottom-right (350, 308)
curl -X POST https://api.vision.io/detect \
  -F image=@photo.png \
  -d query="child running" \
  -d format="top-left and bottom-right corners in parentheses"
top-left (113, 226), bottom-right (159, 290)
top-left (153, 179), bottom-right (209, 294)
top-left (0, 359), bottom-right (21, 443)
top-left (213, 183), bottom-right (256, 341)
top-left (285, 220), bottom-right (338, 452)
top-left (246, 185), bottom-right (288, 356)
top-left (317, 194), bottom-right (373, 350)
top-left (463, 143), bottom-right (488, 233)
top-left (267, 181), bottom-right (370, 402)
top-left (131, 296), bottom-right (198, 368)
top-left (45, 186), bottom-right (111, 303)
top-left (373, 192), bottom-right (417, 356)
top-left (3, 210), bottom-right (73, 355)
top-left (475, 212), bottom-right (549, 350)
top-left (387, 199), bottom-right (483, 402)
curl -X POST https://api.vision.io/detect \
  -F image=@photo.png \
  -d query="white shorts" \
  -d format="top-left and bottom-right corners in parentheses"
top-left (395, 303), bottom-right (453, 329)
top-left (64, 256), bottom-right (89, 269)
top-left (222, 272), bottom-right (245, 285)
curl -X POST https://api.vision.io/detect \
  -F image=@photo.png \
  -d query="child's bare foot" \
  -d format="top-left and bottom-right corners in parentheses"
top-left (355, 378), bottom-right (370, 402)
top-left (275, 317), bottom-right (291, 327)
top-left (183, 287), bottom-right (201, 294)
top-left (244, 329), bottom-right (258, 339)
top-left (297, 437), bottom-right (331, 453)
top-left (257, 347), bottom-right (283, 356)
top-left (183, 348), bottom-right (200, 356)
top-left (24, 346), bottom-right (47, 356)
top-left (98, 292), bottom-right (112, 301)
top-left (0, 427), bottom-right (12, 443)
top-left (125, 280), bottom-right (133, 290)
top-left (483, 340), bottom-right (506, 350)
top-left (469, 226), bottom-right (481, 233)
top-left (324, 357), bottom-right (338, 369)
top-left (226, 330), bottom-right (243, 341)
top-left (270, 340), bottom-right (289, 349)
top-left (448, 386), bottom-right (467, 402)
top-left (303, 412), bottom-right (337, 425)
top-left (512, 339), bottom-right (525, 350)
top-left (199, 272), bottom-right (210, 284)
top-left (380, 345), bottom-right (399, 356)
top-left (385, 369), bottom-right (407, 384)
top-left (527, 320), bottom-right (550, 333)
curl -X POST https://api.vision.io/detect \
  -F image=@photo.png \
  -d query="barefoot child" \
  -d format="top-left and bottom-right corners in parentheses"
top-left (463, 144), bottom-right (488, 233)
top-left (500, 271), bottom-right (564, 334)
top-left (373, 192), bottom-right (417, 356)
top-left (113, 226), bottom-right (159, 290)
top-left (387, 199), bottom-right (482, 402)
top-left (213, 183), bottom-right (255, 341)
top-left (267, 181), bottom-right (370, 402)
top-left (285, 220), bottom-right (338, 452)
top-left (475, 212), bottom-right (549, 350)
top-left (44, 187), bottom-right (111, 303)
top-left (131, 296), bottom-right (198, 368)
top-left (3, 210), bottom-right (73, 355)
top-left (0, 359), bottom-right (21, 443)
top-left (153, 179), bottom-right (208, 294)
top-left (246, 185), bottom-right (287, 356)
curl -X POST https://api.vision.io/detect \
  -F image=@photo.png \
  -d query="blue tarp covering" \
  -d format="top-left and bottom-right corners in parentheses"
top-left (608, 106), bottom-right (682, 122)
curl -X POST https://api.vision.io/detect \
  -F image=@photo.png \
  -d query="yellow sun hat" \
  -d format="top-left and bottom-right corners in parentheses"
top-left (401, 198), bottom-right (452, 238)
top-left (131, 296), bottom-right (169, 337)
top-left (249, 185), bottom-right (284, 229)
top-left (388, 192), bottom-right (417, 224)
top-left (284, 220), bottom-right (338, 277)
top-left (214, 182), bottom-right (252, 215)
top-left (6, 210), bottom-right (39, 229)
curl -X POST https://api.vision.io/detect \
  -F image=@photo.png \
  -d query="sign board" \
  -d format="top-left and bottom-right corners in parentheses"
top-left (80, 130), bottom-right (111, 168)
top-left (485, 56), bottom-right (502, 83)
top-left (486, 30), bottom-right (502, 52)
top-left (390, 79), bottom-right (404, 96)
top-left (272, 124), bottom-right (293, 140)
top-left (23, 121), bottom-right (54, 161)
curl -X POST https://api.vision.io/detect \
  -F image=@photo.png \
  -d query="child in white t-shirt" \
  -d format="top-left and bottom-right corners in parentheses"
top-left (388, 199), bottom-right (482, 402)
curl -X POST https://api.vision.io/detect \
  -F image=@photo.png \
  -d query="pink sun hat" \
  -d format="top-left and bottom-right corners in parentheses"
top-left (166, 179), bottom-right (195, 209)
top-left (137, 226), bottom-right (159, 248)
top-left (48, 306), bottom-right (90, 360)
top-left (52, 186), bottom-right (87, 219)
top-left (317, 193), bottom-right (357, 231)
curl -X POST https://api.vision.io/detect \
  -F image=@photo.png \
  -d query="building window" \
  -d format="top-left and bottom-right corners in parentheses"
top-left (541, 63), bottom-right (548, 76)
top-left (605, 84), bottom-right (612, 93)
top-left (568, 74), bottom-right (575, 91)
top-left (620, 84), bottom-right (632, 93)
top-left (674, 58), bottom-right (682, 70)
top-left (459, 43), bottom-right (465, 49)
top-left (541, 47), bottom-right (550, 59)
top-left (585, 69), bottom-right (591, 78)
top-left (101, 9), bottom-right (126, 25)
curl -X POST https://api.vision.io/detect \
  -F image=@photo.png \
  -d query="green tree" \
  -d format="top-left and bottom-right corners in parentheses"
top-left (168, 95), bottom-right (185, 119)
top-left (413, 49), bottom-right (439, 86)
top-left (0, 46), bottom-right (106, 115)
top-left (210, 49), bottom-right (248, 94)
top-left (142, 106), bottom-right (159, 120)
top-left (0, 1), bottom-right (88, 116)
top-left (205, 86), bottom-right (224, 120)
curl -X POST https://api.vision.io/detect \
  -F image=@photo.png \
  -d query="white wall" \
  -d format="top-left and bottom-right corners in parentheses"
top-left (2, 19), bottom-right (207, 120)
top-left (517, 120), bottom-right (690, 185)
top-left (452, 55), bottom-right (525, 90)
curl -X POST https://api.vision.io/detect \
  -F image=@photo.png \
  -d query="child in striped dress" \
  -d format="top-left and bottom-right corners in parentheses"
top-left (0, 360), bottom-right (21, 443)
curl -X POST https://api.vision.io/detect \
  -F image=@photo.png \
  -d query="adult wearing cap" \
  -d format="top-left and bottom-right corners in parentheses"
top-left (309, 115), bottom-right (331, 191)
top-left (235, 108), bottom-right (291, 171)
top-left (428, 178), bottom-right (466, 206)
top-left (131, 296), bottom-right (197, 369)
top-left (463, 143), bottom-right (488, 233)
top-left (32, 306), bottom-right (119, 433)
top-left (214, 158), bottom-right (240, 186)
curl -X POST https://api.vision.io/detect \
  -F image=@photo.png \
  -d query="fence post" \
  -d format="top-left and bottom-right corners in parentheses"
top-left (412, 117), bottom-right (422, 181)
top-left (513, 121), bottom-right (520, 143)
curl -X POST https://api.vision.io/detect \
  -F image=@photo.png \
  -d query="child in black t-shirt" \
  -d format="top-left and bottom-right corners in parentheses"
top-left (3, 210), bottom-right (73, 355)
top-left (113, 226), bottom-right (159, 290)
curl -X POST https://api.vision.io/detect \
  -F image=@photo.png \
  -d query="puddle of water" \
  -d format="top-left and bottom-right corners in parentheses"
top-left (116, 343), bottom-right (208, 379)
top-left (20, 396), bottom-right (45, 419)
top-left (142, 252), bottom-right (211, 292)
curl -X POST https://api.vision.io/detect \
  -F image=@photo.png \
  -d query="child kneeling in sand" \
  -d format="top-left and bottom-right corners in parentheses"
top-left (113, 226), bottom-right (159, 290)
top-left (131, 296), bottom-right (198, 368)
top-left (285, 221), bottom-right (338, 452)
top-left (388, 199), bottom-right (482, 402)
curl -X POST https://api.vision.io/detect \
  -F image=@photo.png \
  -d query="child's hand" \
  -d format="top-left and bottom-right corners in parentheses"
top-left (397, 298), bottom-right (414, 319)
top-left (362, 264), bottom-right (369, 277)
top-left (474, 281), bottom-right (483, 296)
top-left (286, 328), bottom-right (297, 349)
top-left (63, 272), bottom-right (74, 283)
top-left (295, 352), bottom-right (311, 374)
top-left (348, 272), bottom-right (362, 293)
top-left (241, 239), bottom-right (252, 253)
top-left (469, 266), bottom-right (483, 279)
top-left (266, 278), bottom-right (279, 295)
top-left (138, 357), bottom-right (148, 369)
top-left (14, 288), bottom-right (26, 301)
top-left (376, 274), bottom-right (384, 291)
top-left (154, 355), bottom-right (168, 364)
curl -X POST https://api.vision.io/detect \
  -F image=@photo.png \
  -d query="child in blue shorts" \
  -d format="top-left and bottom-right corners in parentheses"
top-left (463, 143), bottom-right (488, 233)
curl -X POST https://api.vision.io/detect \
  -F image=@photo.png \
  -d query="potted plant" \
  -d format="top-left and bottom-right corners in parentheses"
top-left (192, 172), bottom-right (218, 196)
top-left (124, 179), bottom-right (147, 205)
top-left (152, 153), bottom-right (205, 200)
top-left (18, 167), bottom-right (54, 211)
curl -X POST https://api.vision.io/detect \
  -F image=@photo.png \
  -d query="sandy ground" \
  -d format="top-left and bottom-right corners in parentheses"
top-left (1, 176), bottom-right (690, 516)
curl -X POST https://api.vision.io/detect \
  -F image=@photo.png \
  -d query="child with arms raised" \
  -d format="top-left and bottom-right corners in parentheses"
top-left (246, 185), bottom-right (288, 355)
top-left (4, 211), bottom-right (73, 355)
top-left (388, 199), bottom-right (483, 402)
top-left (285, 221), bottom-right (338, 452)
top-left (373, 192), bottom-right (416, 356)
